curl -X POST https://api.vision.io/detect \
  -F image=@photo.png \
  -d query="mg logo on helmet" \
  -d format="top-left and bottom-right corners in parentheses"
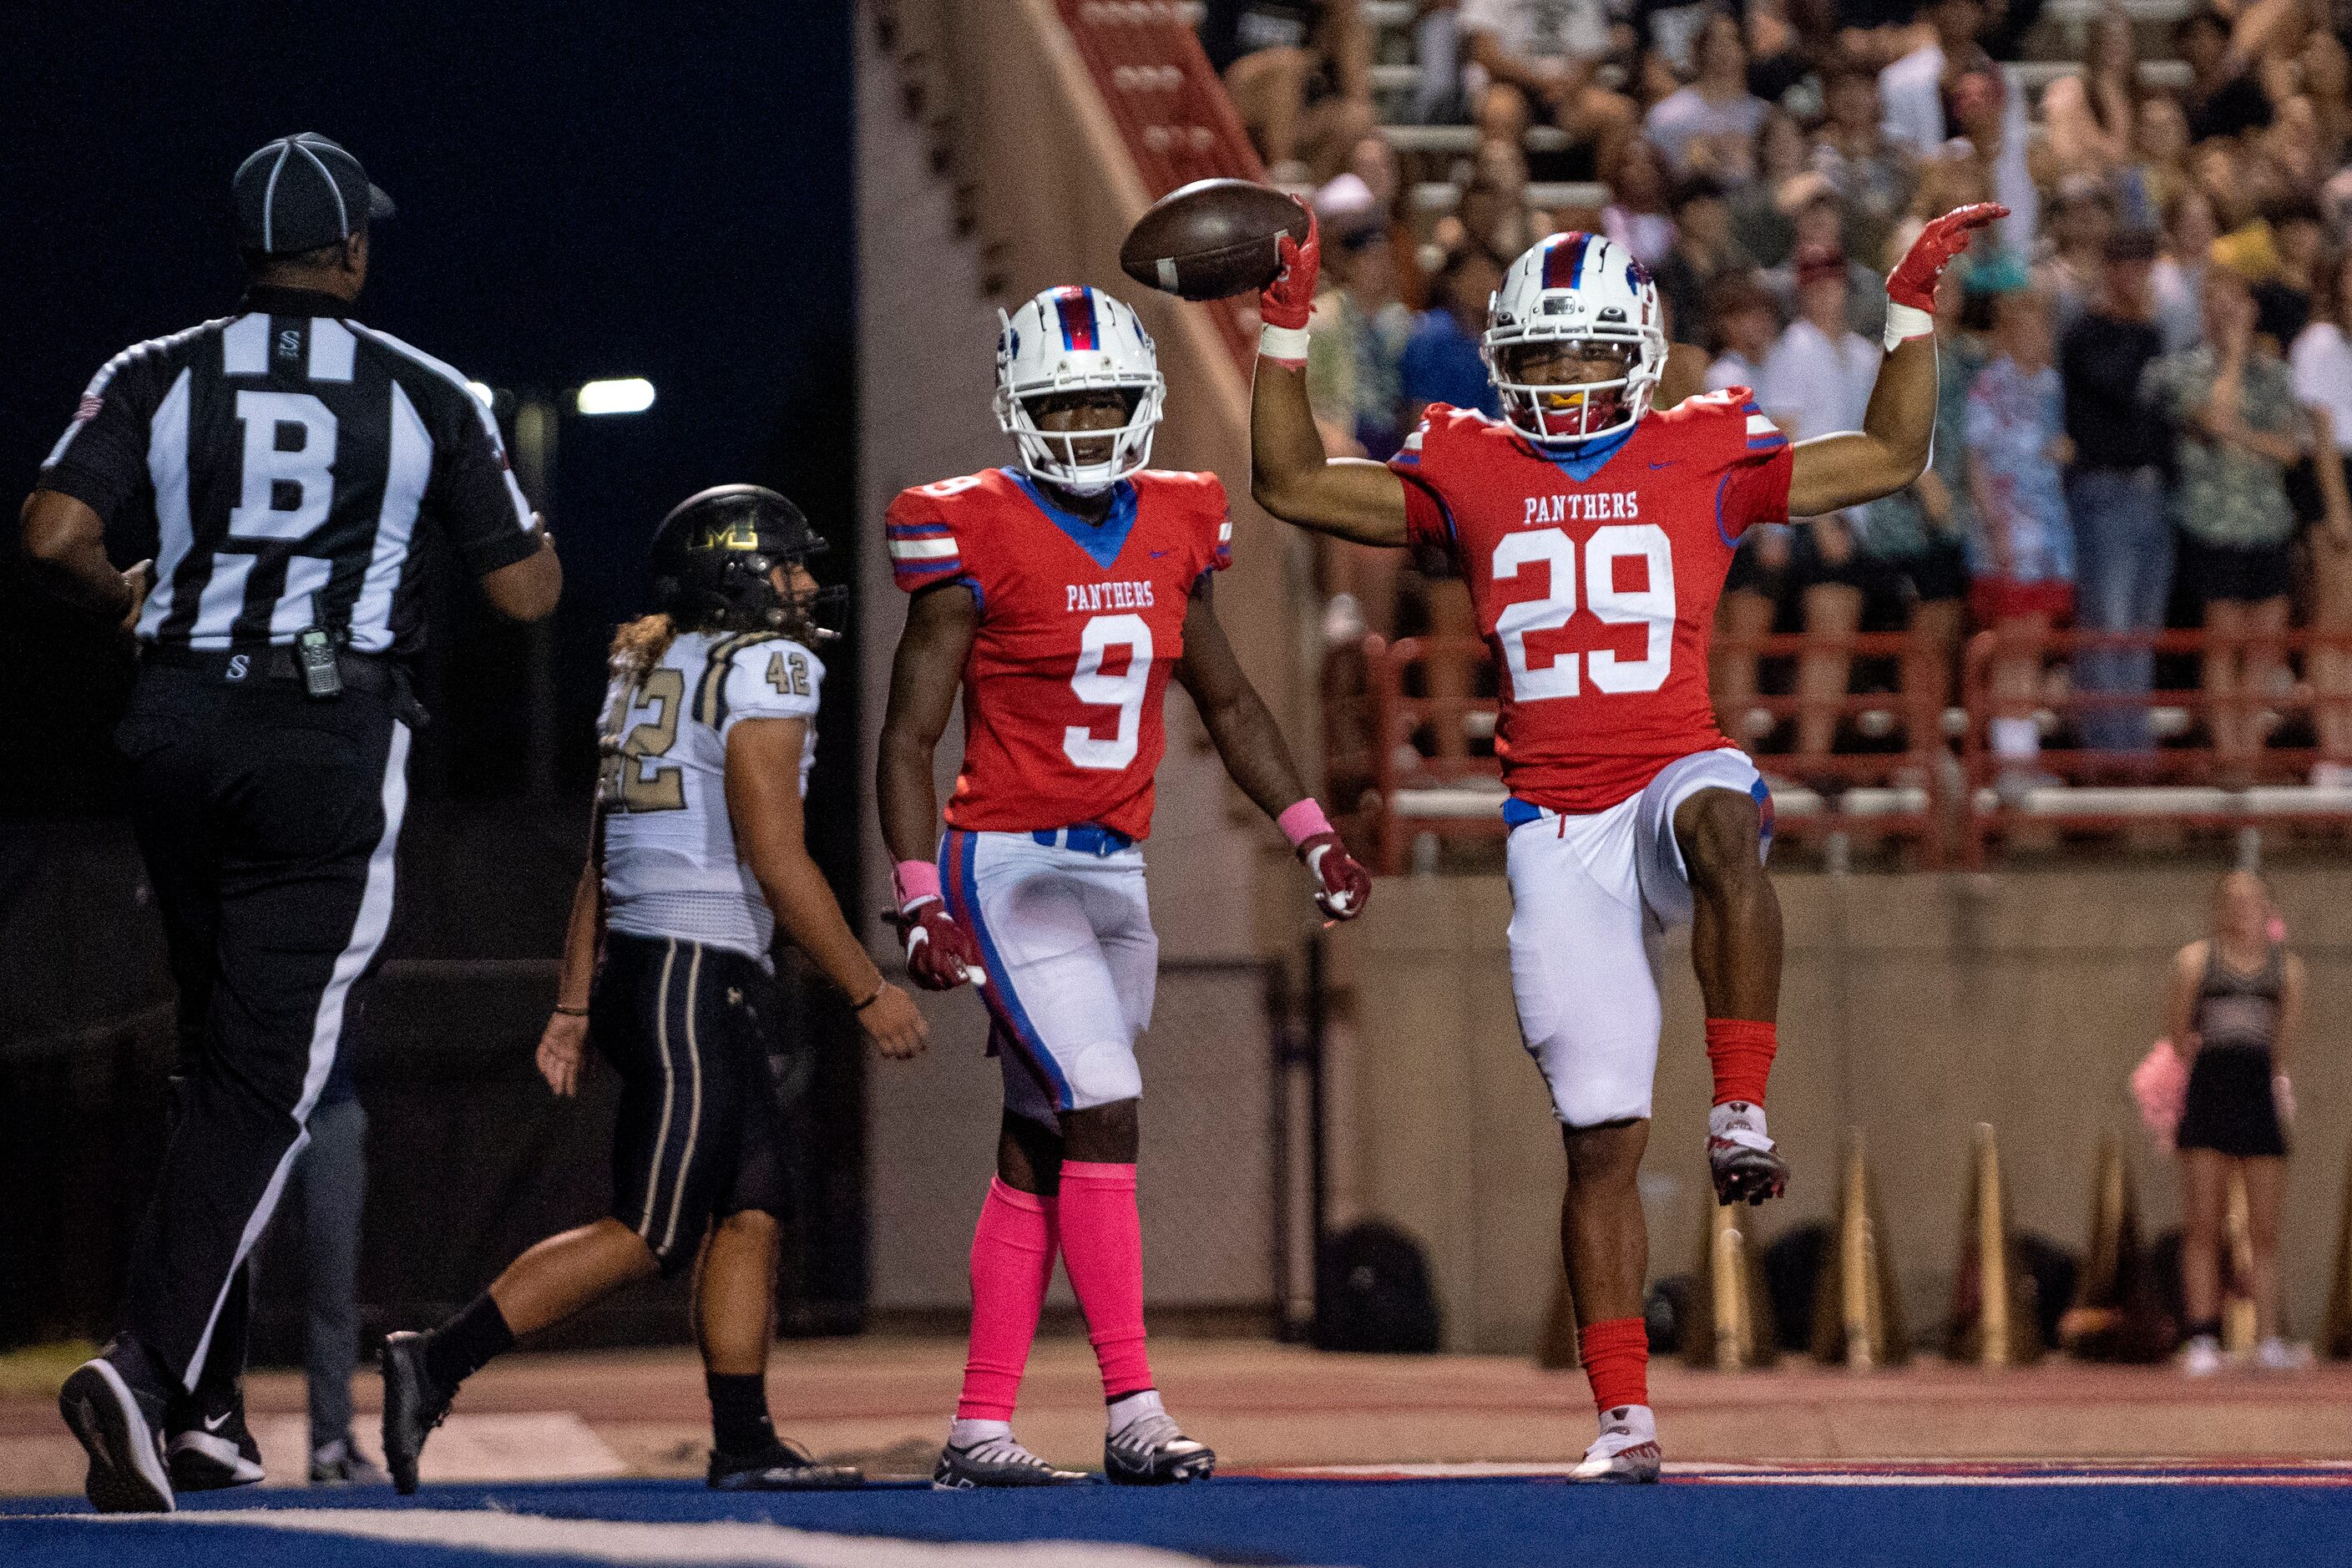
top-left (701, 520), bottom-right (762, 552)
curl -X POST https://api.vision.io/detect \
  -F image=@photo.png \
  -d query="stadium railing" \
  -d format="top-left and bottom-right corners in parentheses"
top-left (1056, 0), bottom-right (1267, 373)
top-left (1958, 627), bottom-right (2352, 868)
top-left (1348, 631), bottom-right (1950, 873)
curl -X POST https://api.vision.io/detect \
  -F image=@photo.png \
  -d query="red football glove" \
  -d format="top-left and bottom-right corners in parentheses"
top-left (1885, 203), bottom-right (2008, 312)
top-left (897, 898), bottom-right (984, 990)
top-left (1260, 202), bottom-right (1321, 332)
top-left (1299, 832), bottom-right (1371, 923)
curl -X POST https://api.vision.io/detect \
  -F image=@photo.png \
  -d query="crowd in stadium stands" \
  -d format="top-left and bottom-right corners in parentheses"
top-left (1199, 0), bottom-right (2352, 797)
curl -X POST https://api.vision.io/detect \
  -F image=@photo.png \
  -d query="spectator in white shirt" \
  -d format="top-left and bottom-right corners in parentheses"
top-left (1459, 0), bottom-right (1638, 180)
top-left (1762, 243), bottom-right (1883, 781)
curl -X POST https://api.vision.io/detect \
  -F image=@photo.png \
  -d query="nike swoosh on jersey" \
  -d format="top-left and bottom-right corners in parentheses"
top-left (1150, 549), bottom-right (1171, 558)
top-left (1648, 460), bottom-right (1678, 469)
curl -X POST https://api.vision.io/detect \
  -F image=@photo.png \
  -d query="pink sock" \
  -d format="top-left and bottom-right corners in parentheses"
top-left (1055, 1161), bottom-right (1155, 1400)
top-left (956, 1177), bottom-right (1059, 1421)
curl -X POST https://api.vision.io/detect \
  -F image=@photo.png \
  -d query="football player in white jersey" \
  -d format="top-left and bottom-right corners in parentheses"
top-left (380, 487), bottom-right (926, 1495)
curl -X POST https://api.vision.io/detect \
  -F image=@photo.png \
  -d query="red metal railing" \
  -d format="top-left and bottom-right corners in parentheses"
top-left (1055, 0), bottom-right (1266, 372)
top-left (1958, 627), bottom-right (2352, 867)
top-left (1358, 632), bottom-right (1950, 873)
top-left (1345, 627), bottom-right (2352, 872)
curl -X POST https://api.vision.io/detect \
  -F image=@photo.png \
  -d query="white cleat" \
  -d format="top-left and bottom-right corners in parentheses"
top-left (1707, 1101), bottom-right (1789, 1206)
top-left (2181, 1334), bottom-right (2223, 1378)
top-left (933, 1429), bottom-right (1090, 1489)
top-left (1567, 1404), bottom-right (1662, 1485)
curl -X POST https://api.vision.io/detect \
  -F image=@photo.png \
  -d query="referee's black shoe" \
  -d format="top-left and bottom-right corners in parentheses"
top-left (379, 1331), bottom-right (453, 1495)
top-left (58, 1338), bottom-right (175, 1513)
top-left (708, 1438), bottom-right (865, 1490)
top-left (165, 1388), bottom-right (266, 1491)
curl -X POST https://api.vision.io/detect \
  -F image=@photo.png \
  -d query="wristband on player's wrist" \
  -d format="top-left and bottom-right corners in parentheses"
top-left (1277, 797), bottom-right (1334, 852)
top-left (851, 979), bottom-right (887, 1011)
top-left (893, 859), bottom-right (942, 908)
top-left (1258, 322), bottom-right (1312, 363)
top-left (1882, 301), bottom-right (1935, 353)
top-left (554, 1003), bottom-right (589, 1018)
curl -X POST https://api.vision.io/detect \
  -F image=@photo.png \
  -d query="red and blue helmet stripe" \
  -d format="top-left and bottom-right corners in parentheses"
top-left (1541, 232), bottom-right (1592, 291)
top-left (1052, 286), bottom-right (1100, 352)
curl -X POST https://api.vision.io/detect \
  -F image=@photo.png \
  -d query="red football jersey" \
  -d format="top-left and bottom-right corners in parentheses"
top-left (888, 466), bottom-right (1232, 839)
top-left (1389, 389), bottom-right (1793, 812)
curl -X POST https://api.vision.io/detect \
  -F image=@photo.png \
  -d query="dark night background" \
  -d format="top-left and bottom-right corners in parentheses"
top-left (0, 3), bottom-right (871, 1345)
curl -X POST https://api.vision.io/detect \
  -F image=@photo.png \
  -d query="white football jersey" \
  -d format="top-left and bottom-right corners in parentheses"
top-left (598, 628), bottom-right (823, 963)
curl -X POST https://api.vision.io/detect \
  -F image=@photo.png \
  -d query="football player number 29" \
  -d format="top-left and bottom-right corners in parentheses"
top-left (1492, 524), bottom-right (1675, 698)
top-left (1065, 613), bottom-right (1153, 769)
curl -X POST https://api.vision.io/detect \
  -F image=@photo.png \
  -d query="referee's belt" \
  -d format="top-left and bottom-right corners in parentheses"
top-left (1031, 822), bottom-right (1134, 857)
top-left (141, 643), bottom-right (397, 697)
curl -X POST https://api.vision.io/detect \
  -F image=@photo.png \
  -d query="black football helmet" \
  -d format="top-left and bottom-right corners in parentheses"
top-left (648, 484), bottom-right (846, 641)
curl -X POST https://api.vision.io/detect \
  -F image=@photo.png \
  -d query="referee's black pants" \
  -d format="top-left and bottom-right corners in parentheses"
top-left (113, 667), bottom-right (410, 1394)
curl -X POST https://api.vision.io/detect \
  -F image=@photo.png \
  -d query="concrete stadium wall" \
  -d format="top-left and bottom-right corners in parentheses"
top-left (1332, 863), bottom-right (2352, 1355)
top-left (853, 2), bottom-right (1308, 1313)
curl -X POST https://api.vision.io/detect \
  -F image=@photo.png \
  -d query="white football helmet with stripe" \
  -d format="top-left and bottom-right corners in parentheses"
top-left (994, 286), bottom-right (1166, 493)
top-left (1483, 231), bottom-right (1667, 444)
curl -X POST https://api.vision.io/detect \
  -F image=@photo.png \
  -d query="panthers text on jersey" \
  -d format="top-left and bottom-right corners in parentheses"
top-left (887, 466), bottom-right (1232, 840)
top-left (598, 628), bottom-right (824, 964)
top-left (1390, 389), bottom-right (1793, 813)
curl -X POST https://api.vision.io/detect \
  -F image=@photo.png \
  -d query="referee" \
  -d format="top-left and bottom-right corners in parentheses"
top-left (20, 133), bottom-right (560, 1513)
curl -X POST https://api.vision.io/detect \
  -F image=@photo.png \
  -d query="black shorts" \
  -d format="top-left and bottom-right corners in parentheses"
top-left (2289, 453), bottom-right (2352, 526)
top-left (2181, 534), bottom-right (2294, 606)
top-left (2175, 1043), bottom-right (2288, 1159)
top-left (1722, 527), bottom-right (1787, 599)
top-left (1790, 524), bottom-right (1968, 606)
top-left (593, 931), bottom-right (799, 1273)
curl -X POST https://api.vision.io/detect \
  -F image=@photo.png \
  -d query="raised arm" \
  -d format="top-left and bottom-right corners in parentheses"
top-left (729, 716), bottom-right (927, 1058)
top-left (1786, 205), bottom-right (2006, 518)
top-left (1250, 214), bottom-right (1414, 545)
top-left (1173, 579), bottom-right (1371, 921)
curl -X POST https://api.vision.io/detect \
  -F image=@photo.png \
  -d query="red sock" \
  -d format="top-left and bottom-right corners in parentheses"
top-left (956, 1177), bottom-right (1060, 1421)
top-left (1705, 1018), bottom-right (1777, 1108)
top-left (1056, 1161), bottom-right (1154, 1400)
top-left (1579, 1316), bottom-right (1650, 1414)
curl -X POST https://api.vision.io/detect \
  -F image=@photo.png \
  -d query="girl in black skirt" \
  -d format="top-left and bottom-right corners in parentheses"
top-left (2166, 871), bottom-right (2306, 1373)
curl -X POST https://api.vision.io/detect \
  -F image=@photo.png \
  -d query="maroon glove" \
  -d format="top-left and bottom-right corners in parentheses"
top-left (1299, 832), bottom-right (1372, 922)
top-left (1259, 202), bottom-right (1321, 333)
top-left (1884, 203), bottom-right (2008, 313)
top-left (897, 898), bottom-right (984, 990)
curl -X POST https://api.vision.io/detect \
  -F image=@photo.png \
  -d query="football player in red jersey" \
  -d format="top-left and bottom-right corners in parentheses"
top-left (878, 285), bottom-right (1372, 1489)
top-left (1247, 205), bottom-right (2001, 1480)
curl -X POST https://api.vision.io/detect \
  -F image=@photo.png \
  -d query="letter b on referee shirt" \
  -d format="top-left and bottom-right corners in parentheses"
top-left (230, 390), bottom-right (337, 541)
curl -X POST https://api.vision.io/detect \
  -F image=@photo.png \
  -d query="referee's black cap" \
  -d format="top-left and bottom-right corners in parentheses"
top-left (234, 134), bottom-right (396, 255)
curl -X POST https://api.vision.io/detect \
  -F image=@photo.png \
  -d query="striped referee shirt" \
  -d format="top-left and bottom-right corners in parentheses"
top-left (37, 285), bottom-right (539, 655)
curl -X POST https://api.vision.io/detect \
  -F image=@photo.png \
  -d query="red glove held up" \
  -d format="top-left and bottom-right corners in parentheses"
top-left (1884, 203), bottom-right (2008, 312)
top-left (1300, 832), bottom-right (1372, 923)
top-left (897, 898), bottom-right (984, 991)
top-left (1260, 202), bottom-right (1321, 333)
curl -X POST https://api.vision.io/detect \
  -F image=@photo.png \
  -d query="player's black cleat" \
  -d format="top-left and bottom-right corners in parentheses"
top-left (708, 1438), bottom-right (865, 1490)
top-left (58, 1343), bottom-right (175, 1514)
top-left (166, 1391), bottom-right (266, 1492)
top-left (1707, 1102), bottom-right (1789, 1206)
top-left (1104, 1414), bottom-right (1216, 1485)
top-left (380, 1331), bottom-right (454, 1495)
top-left (933, 1434), bottom-right (1092, 1489)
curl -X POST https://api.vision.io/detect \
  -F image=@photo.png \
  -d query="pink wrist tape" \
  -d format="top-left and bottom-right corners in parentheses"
top-left (1277, 798), bottom-right (1333, 850)
top-left (894, 859), bottom-right (941, 908)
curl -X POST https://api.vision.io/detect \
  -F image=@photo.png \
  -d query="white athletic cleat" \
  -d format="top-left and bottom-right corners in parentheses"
top-left (1104, 1391), bottom-right (1215, 1485)
top-left (1567, 1404), bottom-right (1662, 1485)
top-left (1707, 1101), bottom-right (1789, 1206)
top-left (2181, 1334), bottom-right (2223, 1378)
top-left (933, 1424), bottom-right (1090, 1489)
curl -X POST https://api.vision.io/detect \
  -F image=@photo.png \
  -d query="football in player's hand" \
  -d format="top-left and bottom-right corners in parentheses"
top-left (1120, 179), bottom-right (1312, 301)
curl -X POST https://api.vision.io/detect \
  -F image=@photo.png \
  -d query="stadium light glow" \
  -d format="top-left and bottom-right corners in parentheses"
top-left (575, 377), bottom-right (655, 416)
top-left (466, 380), bottom-right (495, 407)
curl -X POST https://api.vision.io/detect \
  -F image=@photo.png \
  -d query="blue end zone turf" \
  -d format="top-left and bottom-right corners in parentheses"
top-left (5, 1469), bottom-right (2348, 1566)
